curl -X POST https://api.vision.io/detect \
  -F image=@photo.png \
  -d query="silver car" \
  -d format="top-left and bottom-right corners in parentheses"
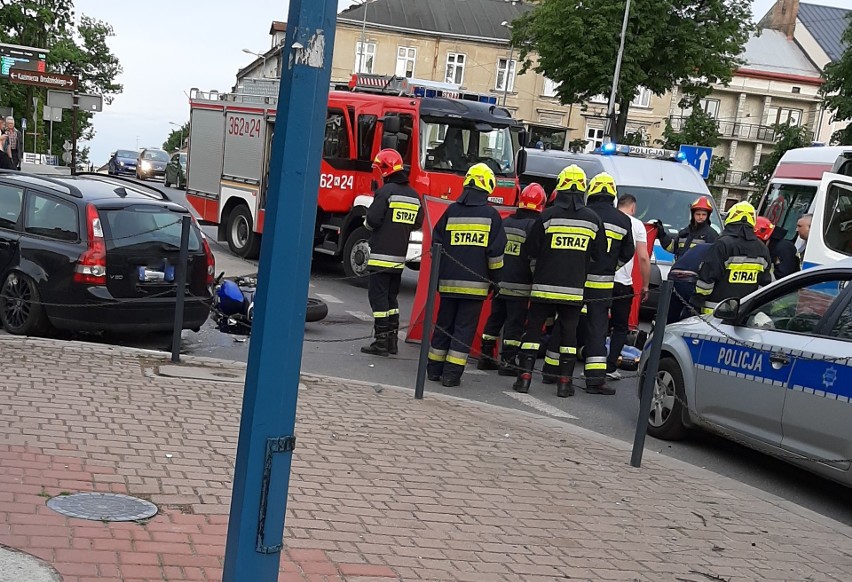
top-left (643, 258), bottom-right (852, 487)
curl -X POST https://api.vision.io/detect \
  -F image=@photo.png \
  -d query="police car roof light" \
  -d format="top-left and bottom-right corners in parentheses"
top-left (676, 151), bottom-right (687, 162)
top-left (601, 142), bottom-right (617, 155)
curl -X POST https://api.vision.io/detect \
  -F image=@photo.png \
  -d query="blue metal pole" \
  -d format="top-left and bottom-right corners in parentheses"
top-left (222, 1), bottom-right (337, 580)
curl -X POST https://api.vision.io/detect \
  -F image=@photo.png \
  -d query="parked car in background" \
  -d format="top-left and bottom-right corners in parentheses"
top-left (0, 171), bottom-right (214, 336)
top-left (107, 149), bottom-right (138, 176)
top-left (136, 148), bottom-right (170, 180)
top-left (643, 259), bottom-right (852, 488)
top-left (164, 152), bottom-right (186, 189)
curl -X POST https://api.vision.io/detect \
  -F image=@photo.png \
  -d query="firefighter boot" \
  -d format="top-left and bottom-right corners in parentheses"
top-left (556, 353), bottom-right (576, 398)
top-left (497, 345), bottom-right (518, 377)
top-left (583, 380), bottom-right (616, 396)
top-left (512, 353), bottom-right (536, 394)
top-left (360, 320), bottom-right (390, 356)
top-left (476, 339), bottom-right (499, 370)
top-left (387, 314), bottom-right (400, 355)
top-left (541, 351), bottom-right (559, 384)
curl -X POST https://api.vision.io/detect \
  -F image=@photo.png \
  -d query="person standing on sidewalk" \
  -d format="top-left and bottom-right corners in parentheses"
top-left (361, 149), bottom-right (423, 357)
top-left (607, 193), bottom-right (650, 379)
top-left (4, 117), bottom-right (21, 170)
top-left (477, 183), bottom-right (546, 376)
top-left (513, 165), bottom-right (606, 398)
top-left (427, 163), bottom-right (506, 387)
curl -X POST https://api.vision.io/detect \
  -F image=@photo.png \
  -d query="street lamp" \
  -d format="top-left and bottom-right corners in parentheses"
top-left (354, 0), bottom-right (375, 73)
top-left (500, 21), bottom-right (514, 107)
top-left (242, 48), bottom-right (268, 78)
top-left (169, 121), bottom-right (184, 152)
top-left (604, 0), bottom-right (632, 143)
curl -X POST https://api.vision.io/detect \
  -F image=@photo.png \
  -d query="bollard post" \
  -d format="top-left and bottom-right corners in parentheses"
top-left (630, 278), bottom-right (674, 468)
top-left (415, 242), bottom-right (442, 400)
top-left (170, 215), bottom-right (191, 363)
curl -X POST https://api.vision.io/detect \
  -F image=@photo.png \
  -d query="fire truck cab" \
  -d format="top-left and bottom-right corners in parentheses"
top-left (185, 74), bottom-right (526, 278)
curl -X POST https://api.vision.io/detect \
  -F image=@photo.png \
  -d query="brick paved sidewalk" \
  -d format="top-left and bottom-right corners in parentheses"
top-left (0, 337), bottom-right (851, 582)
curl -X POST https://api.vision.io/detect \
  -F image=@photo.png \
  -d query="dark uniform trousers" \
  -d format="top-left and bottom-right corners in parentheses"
top-left (520, 302), bottom-right (581, 379)
top-left (367, 270), bottom-right (403, 331)
top-left (580, 299), bottom-right (610, 386)
top-left (481, 297), bottom-right (528, 364)
top-left (607, 282), bottom-right (634, 372)
top-left (427, 297), bottom-right (484, 382)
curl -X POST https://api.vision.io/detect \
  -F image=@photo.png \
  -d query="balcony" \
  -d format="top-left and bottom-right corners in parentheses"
top-left (712, 170), bottom-right (759, 190)
top-left (667, 117), bottom-right (813, 144)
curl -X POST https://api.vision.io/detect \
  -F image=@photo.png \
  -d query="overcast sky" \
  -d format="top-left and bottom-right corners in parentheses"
top-left (73, 0), bottom-right (849, 165)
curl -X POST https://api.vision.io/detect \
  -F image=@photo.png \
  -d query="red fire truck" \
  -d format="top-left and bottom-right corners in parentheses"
top-left (184, 74), bottom-right (527, 277)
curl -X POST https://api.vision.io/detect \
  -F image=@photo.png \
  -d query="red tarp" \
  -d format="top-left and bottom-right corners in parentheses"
top-left (407, 202), bottom-right (659, 351)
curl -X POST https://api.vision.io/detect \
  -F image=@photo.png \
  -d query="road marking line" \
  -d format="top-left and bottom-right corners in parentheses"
top-left (315, 293), bottom-right (343, 304)
top-left (466, 369), bottom-right (487, 376)
top-left (503, 391), bottom-right (578, 419)
top-left (346, 310), bottom-right (373, 322)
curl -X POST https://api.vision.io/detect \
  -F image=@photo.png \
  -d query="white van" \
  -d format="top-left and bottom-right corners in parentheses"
top-left (758, 147), bottom-right (852, 267)
top-left (521, 145), bottom-right (721, 310)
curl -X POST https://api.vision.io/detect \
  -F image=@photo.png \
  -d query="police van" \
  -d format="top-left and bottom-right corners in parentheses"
top-left (758, 146), bottom-right (852, 268)
top-left (520, 145), bottom-right (721, 310)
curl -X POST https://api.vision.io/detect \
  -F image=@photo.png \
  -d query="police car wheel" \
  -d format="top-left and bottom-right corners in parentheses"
top-left (342, 226), bottom-right (370, 284)
top-left (646, 357), bottom-right (688, 441)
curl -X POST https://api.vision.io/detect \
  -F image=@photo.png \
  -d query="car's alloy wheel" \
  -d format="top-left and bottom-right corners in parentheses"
top-left (0, 273), bottom-right (48, 336)
top-left (646, 357), bottom-right (688, 440)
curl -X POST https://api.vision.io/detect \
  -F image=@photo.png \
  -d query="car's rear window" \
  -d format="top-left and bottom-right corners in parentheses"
top-left (100, 206), bottom-right (200, 251)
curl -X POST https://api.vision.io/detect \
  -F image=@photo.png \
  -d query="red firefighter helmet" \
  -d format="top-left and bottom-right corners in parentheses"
top-left (690, 196), bottom-right (714, 215)
top-left (519, 183), bottom-right (546, 212)
top-left (372, 149), bottom-right (404, 178)
top-left (754, 216), bottom-right (775, 242)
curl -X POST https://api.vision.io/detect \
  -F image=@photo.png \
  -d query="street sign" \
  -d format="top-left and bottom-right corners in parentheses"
top-left (679, 144), bottom-right (713, 179)
top-left (77, 94), bottom-right (103, 112)
top-left (43, 105), bottom-right (62, 123)
top-left (0, 43), bottom-right (47, 78)
top-left (47, 90), bottom-right (74, 109)
top-left (21, 118), bottom-right (27, 130)
top-left (62, 152), bottom-right (72, 164)
top-left (8, 68), bottom-right (77, 91)
top-left (63, 140), bottom-right (72, 152)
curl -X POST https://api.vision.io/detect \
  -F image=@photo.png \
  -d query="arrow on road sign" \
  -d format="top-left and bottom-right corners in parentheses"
top-left (698, 150), bottom-right (709, 177)
top-left (9, 68), bottom-right (77, 91)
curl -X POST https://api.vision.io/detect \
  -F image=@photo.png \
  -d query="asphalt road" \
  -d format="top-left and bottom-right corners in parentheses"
top-left (11, 175), bottom-right (852, 527)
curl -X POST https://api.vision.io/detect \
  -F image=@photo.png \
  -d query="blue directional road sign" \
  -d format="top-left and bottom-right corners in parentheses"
top-left (679, 144), bottom-right (713, 179)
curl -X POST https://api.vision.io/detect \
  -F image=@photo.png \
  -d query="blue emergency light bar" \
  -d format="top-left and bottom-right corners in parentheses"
top-left (412, 85), bottom-right (497, 104)
top-left (596, 143), bottom-right (683, 161)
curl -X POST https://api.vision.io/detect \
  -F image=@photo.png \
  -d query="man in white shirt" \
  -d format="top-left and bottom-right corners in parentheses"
top-left (607, 194), bottom-right (650, 379)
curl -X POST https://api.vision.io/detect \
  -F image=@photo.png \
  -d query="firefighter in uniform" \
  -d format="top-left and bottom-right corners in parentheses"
top-left (654, 196), bottom-right (718, 261)
top-left (513, 165), bottom-right (606, 398)
top-left (693, 201), bottom-right (772, 315)
top-left (754, 217), bottom-right (801, 280)
top-left (427, 163), bottom-right (507, 387)
top-left (361, 149), bottom-right (424, 356)
top-left (477, 183), bottom-right (546, 376)
top-left (578, 172), bottom-right (635, 395)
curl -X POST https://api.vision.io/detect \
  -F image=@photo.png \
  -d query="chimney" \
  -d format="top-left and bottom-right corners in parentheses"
top-left (766, 0), bottom-right (800, 40)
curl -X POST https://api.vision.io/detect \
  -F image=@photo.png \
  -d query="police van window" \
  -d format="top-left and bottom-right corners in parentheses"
top-left (830, 294), bottom-right (852, 340)
top-left (620, 186), bottom-right (722, 235)
top-left (357, 114), bottom-right (378, 161)
top-left (762, 183), bottom-right (816, 241)
top-left (823, 182), bottom-right (852, 256)
top-left (744, 276), bottom-right (849, 334)
top-left (323, 109), bottom-right (351, 159)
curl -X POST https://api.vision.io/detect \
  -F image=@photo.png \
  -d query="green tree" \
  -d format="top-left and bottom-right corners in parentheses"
top-left (567, 138), bottom-right (588, 153)
top-left (512, 0), bottom-right (754, 142)
top-left (163, 122), bottom-right (189, 152)
top-left (657, 99), bottom-right (722, 150)
top-left (748, 123), bottom-right (813, 197)
top-left (0, 1), bottom-right (122, 162)
top-left (819, 13), bottom-right (852, 145)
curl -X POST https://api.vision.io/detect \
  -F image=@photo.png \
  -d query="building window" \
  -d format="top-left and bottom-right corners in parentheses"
top-left (355, 42), bottom-right (376, 74)
top-left (589, 94), bottom-right (608, 104)
top-left (630, 86), bottom-right (652, 108)
top-left (699, 98), bottom-right (720, 119)
top-left (445, 53), bottom-right (466, 85)
top-left (495, 58), bottom-right (517, 92)
top-left (766, 106), bottom-right (803, 126)
top-left (395, 47), bottom-right (416, 78)
top-left (585, 126), bottom-right (605, 152)
top-left (543, 78), bottom-right (559, 98)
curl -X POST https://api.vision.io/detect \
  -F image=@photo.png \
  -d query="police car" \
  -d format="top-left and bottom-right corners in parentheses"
top-left (645, 259), bottom-right (852, 488)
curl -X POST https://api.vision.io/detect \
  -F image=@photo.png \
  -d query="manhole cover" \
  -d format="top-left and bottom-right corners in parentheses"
top-left (46, 493), bottom-right (158, 522)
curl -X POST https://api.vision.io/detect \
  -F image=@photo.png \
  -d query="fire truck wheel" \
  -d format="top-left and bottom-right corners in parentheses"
top-left (227, 205), bottom-right (261, 259)
top-left (342, 226), bottom-right (371, 285)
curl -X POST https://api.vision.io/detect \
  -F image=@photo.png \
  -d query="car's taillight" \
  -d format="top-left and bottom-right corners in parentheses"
top-left (192, 216), bottom-right (215, 286)
top-left (74, 204), bottom-right (107, 285)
